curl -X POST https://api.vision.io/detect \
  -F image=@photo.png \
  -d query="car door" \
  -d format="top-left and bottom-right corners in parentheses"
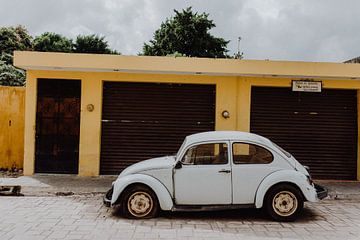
top-left (173, 141), bottom-right (232, 205)
top-left (231, 142), bottom-right (281, 204)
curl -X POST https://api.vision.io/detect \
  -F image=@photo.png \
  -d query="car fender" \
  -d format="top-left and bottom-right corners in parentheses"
top-left (254, 169), bottom-right (317, 208)
top-left (111, 173), bottom-right (174, 211)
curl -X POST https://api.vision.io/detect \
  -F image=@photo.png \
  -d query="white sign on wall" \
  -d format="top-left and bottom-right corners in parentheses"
top-left (292, 80), bottom-right (322, 92)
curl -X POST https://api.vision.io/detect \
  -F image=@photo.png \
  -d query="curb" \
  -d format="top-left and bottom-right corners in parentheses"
top-left (327, 193), bottom-right (360, 200)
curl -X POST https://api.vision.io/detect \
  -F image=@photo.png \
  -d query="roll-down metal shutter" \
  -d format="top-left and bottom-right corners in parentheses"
top-left (251, 87), bottom-right (357, 180)
top-left (100, 82), bottom-right (216, 174)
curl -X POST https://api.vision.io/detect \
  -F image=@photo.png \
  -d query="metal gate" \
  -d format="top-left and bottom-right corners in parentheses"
top-left (100, 82), bottom-right (216, 174)
top-left (35, 79), bottom-right (81, 174)
top-left (250, 87), bottom-right (357, 180)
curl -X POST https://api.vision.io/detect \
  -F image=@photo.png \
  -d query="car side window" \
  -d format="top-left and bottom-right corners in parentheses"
top-left (232, 143), bottom-right (273, 164)
top-left (182, 143), bottom-right (228, 165)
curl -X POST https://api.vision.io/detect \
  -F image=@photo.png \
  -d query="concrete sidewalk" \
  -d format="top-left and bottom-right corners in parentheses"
top-left (0, 174), bottom-right (359, 199)
top-left (0, 174), bottom-right (116, 196)
top-left (316, 180), bottom-right (360, 200)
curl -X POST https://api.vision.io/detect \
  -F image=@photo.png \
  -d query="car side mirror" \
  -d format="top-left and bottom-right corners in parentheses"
top-left (175, 161), bottom-right (182, 169)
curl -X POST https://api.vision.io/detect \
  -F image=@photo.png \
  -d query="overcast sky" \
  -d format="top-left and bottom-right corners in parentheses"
top-left (0, 0), bottom-right (359, 62)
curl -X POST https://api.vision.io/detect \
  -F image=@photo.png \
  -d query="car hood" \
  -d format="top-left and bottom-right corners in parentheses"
top-left (118, 155), bottom-right (176, 178)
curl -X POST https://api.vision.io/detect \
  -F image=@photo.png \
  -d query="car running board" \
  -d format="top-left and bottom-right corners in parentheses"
top-left (172, 204), bottom-right (255, 212)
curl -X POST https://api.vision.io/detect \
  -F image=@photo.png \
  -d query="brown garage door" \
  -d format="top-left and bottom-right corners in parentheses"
top-left (251, 87), bottom-right (357, 180)
top-left (100, 82), bottom-right (216, 174)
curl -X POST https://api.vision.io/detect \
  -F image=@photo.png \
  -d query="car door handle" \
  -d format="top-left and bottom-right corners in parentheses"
top-left (218, 169), bottom-right (231, 173)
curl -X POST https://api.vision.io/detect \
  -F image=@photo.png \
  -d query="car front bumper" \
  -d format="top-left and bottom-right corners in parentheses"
top-left (103, 187), bottom-right (113, 207)
top-left (314, 183), bottom-right (328, 200)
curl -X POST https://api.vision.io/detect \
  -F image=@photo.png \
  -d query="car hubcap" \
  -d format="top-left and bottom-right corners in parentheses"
top-left (127, 191), bottom-right (153, 217)
top-left (272, 191), bottom-right (298, 217)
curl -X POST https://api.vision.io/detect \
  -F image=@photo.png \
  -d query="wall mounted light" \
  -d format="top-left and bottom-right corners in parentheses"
top-left (87, 104), bottom-right (95, 112)
top-left (222, 110), bottom-right (230, 119)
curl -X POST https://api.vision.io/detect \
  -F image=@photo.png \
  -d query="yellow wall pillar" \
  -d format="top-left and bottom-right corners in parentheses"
top-left (358, 90), bottom-right (360, 181)
top-left (78, 77), bottom-right (103, 176)
top-left (237, 77), bottom-right (251, 132)
top-left (215, 78), bottom-right (237, 130)
top-left (23, 72), bottom-right (37, 175)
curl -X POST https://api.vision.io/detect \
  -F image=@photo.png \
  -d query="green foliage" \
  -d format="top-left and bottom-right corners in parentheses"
top-left (0, 25), bottom-right (123, 86)
top-left (33, 33), bottom-right (120, 54)
top-left (33, 32), bottom-right (73, 52)
top-left (166, 52), bottom-right (186, 57)
top-left (143, 7), bottom-right (229, 58)
top-left (0, 53), bottom-right (13, 65)
top-left (0, 26), bottom-right (30, 86)
top-left (74, 34), bottom-right (118, 54)
top-left (0, 61), bottom-right (25, 86)
top-left (0, 25), bottom-right (32, 55)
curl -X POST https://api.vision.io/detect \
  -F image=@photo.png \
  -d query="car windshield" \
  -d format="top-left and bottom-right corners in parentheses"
top-left (176, 138), bottom-right (187, 159)
top-left (271, 141), bottom-right (291, 158)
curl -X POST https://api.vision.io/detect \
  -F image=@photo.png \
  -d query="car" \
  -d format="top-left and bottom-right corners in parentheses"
top-left (104, 131), bottom-right (327, 221)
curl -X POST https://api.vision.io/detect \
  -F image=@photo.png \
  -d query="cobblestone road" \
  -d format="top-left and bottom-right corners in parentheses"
top-left (1, 195), bottom-right (360, 240)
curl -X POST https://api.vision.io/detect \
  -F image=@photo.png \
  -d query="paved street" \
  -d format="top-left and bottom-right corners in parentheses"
top-left (1, 195), bottom-right (360, 240)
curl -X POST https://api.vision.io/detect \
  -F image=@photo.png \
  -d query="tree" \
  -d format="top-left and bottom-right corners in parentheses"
top-left (0, 61), bottom-right (25, 86)
top-left (0, 25), bottom-right (32, 55)
top-left (143, 7), bottom-right (229, 58)
top-left (0, 53), bottom-right (14, 65)
top-left (0, 26), bottom-right (122, 86)
top-left (0, 26), bottom-right (31, 86)
top-left (74, 34), bottom-right (119, 54)
top-left (33, 32), bottom-right (73, 52)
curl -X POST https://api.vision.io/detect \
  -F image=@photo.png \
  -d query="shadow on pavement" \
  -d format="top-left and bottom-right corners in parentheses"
top-left (111, 205), bottom-right (319, 222)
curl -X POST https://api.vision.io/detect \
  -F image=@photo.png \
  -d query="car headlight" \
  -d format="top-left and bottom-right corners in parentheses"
top-left (306, 175), bottom-right (314, 186)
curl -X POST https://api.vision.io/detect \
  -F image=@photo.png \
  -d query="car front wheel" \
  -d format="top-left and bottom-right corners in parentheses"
top-left (265, 184), bottom-right (304, 222)
top-left (122, 185), bottom-right (159, 219)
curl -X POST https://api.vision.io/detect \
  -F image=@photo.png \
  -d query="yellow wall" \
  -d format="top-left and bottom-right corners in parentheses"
top-left (23, 70), bottom-right (239, 176)
top-left (21, 70), bottom-right (360, 180)
top-left (0, 86), bottom-right (25, 169)
top-left (14, 51), bottom-right (360, 80)
top-left (78, 77), bottom-right (102, 176)
top-left (23, 72), bottom-right (37, 175)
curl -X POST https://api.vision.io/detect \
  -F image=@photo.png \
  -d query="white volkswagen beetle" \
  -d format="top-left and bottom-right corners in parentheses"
top-left (104, 131), bottom-right (327, 221)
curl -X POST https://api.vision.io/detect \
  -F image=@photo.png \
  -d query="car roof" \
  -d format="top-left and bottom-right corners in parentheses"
top-left (185, 131), bottom-right (272, 146)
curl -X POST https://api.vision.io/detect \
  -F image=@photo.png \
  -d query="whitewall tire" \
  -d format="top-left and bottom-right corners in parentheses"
top-left (265, 184), bottom-right (304, 222)
top-left (122, 185), bottom-right (159, 219)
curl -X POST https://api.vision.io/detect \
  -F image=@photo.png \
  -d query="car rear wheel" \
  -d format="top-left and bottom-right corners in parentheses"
top-left (122, 185), bottom-right (159, 219)
top-left (265, 184), bottom-right (304, 222)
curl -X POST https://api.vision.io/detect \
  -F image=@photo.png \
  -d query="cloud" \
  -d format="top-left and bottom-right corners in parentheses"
top-left (233, 0), bottom-right (360, 61)
top-left (0, 0), bottom-right (359, 62)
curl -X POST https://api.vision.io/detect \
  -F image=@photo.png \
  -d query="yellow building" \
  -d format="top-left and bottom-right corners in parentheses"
top-left (0, 86), bottom-right (25, 169)
top-left (14, 51), bottom-right (360, 180)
